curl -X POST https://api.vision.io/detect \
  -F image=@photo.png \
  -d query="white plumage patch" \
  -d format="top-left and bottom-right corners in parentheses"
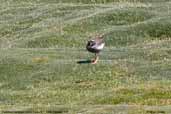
top-left (96, 43), bottom-right (105, 50)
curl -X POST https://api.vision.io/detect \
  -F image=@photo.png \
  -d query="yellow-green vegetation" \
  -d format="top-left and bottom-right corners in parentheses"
top-left (0, 0), bottom-right (171, 113)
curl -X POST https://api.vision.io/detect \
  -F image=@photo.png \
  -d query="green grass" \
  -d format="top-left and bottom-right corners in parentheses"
top-left (0, 0), bottom-right (171, 113)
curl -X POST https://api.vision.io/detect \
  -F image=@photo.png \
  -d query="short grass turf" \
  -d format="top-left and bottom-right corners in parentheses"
top-left (0, 0), bottom-right (171, 113)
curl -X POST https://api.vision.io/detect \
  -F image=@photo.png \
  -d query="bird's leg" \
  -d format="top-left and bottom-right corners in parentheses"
top-left (91, 53), bottom-right (99, 64)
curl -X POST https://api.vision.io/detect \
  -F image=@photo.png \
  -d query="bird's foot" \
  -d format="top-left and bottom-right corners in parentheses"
top-left (91, 58), bottom-right (98, 64)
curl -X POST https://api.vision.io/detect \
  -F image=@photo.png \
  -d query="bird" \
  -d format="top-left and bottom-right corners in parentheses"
top-left (86, 35), bottom-right (105, 64)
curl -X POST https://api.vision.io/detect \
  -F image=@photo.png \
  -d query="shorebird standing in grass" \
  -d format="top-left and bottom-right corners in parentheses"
top-left (86, 35), bottom-right (105, 64)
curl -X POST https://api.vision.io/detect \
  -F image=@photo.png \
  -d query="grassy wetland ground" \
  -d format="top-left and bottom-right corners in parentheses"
top-left (0, 0), bottom-right (171, 113)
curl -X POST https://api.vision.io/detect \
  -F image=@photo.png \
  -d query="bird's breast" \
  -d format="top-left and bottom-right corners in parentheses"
top-left (96, 43), bottom-right (105, 50)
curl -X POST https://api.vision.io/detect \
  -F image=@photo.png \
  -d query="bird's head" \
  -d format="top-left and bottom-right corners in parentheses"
top-left (96, 33), bottom-right (105, 39)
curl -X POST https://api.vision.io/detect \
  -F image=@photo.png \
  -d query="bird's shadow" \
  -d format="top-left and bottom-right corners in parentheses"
top-left (77, 60), bottom-right (92, 64)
